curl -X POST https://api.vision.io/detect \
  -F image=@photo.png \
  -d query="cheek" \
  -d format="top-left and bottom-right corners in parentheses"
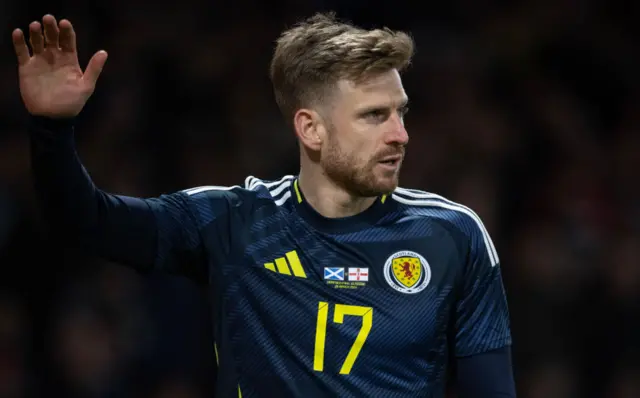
top-left (325, 137), bottom-right (355, 168)
top-left (347, 139), bottom-right (378, 167)
top-left (325, 124), bottom-right (375, 166)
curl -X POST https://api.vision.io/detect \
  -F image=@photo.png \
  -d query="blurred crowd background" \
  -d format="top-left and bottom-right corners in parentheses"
top-left (1, 0), bottom-right (639, 397)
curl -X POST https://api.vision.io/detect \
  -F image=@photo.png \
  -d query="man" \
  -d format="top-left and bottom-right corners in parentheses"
top-left (13, 12), bottom-right (516, 397)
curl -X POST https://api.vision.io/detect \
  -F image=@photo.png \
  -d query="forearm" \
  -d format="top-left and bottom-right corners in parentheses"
top-left (456, 346), bottom-right (516, 398)
top-left (29, 116), bottom-right (157, 270)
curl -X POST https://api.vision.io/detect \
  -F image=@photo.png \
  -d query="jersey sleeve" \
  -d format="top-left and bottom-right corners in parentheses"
top-left (28, 116), bottom-right (240, 283)
top-left (456, 346), bottom-right (516, 397)
top-left (149, 186), bottom-right (247, 279)
top-left (453, 212), bottom-right (511, 357)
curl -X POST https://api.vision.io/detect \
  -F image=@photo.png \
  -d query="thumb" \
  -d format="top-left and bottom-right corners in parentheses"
top-left (83, 50), bottom-right (108, 89)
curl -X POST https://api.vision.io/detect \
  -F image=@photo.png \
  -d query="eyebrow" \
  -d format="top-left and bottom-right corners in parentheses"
top-left (358, 98), bottom-right (409, 113)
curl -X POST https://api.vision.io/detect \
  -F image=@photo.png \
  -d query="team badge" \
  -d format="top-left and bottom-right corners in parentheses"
top-left (383, 251), bottom-right (430, 294)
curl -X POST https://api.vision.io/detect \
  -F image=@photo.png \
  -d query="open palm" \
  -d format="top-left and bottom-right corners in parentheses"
top-left (12, 15), bottom-right (108, 118)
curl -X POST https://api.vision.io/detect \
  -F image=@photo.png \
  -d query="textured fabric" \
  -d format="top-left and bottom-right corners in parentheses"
top-left (181, 177), bottom-right (512, 398)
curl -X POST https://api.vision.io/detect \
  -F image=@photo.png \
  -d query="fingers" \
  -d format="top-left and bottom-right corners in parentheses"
top-left (58, 19), bottom-right (76, 53)
top-left (42, 14), bottom-right (60, 48)
top-left (83, 50), bottom-right (108, 88)
top-left (28, 21), bottom-right (44, 54)
top-left (21, 15), bottom-right (66, 58)
top-left (16, 15), bottom-right (87, 70)
top-left (12, 29), bottom-right (31, 65)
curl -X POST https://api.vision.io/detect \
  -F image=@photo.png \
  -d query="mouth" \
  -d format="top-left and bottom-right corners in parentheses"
top-left (378, 155), bottom-right (403, 168)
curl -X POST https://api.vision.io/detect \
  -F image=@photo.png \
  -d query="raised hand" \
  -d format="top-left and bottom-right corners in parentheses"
top-left (12, 15), bottom-right (108, 119)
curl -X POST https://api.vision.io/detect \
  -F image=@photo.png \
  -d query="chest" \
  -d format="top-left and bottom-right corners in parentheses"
top-left (220, 217), bottom-right (463, 354)
top-left (238, 215), bottom-right (463, 296)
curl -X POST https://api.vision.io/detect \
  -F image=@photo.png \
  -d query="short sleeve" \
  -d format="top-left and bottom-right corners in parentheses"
top-left (454, 213), bottom-right (511, 357)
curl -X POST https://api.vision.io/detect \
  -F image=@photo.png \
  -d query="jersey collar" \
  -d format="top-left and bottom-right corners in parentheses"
top-left (290, 177), bottom-right (392, 234)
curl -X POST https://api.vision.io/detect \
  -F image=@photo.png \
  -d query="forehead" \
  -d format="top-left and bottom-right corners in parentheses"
top-left (335, 69), bottom-right (408, 108)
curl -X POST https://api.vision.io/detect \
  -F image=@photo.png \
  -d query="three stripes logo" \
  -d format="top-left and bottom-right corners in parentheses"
top-left (264, 250), bottom-right (307, 278)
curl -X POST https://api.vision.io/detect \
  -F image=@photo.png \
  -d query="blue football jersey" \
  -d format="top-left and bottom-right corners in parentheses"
top-left (146, 175), bottom-right (511, 398)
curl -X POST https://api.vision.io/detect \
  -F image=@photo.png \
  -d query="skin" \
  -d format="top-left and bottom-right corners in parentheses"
top-left (12, 14), bottom-right (410, 220)
top-left (295, 70), bottom-right (410, 218)
top-left (12, 15), bottom-right (107, 119)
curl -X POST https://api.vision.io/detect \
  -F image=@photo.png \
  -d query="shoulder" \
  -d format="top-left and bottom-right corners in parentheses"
top-left (167, 176), bottom-right (294, 227)
top-left (243, 175), bottom-right (296, 205)
top-left (391, 187), bottom-right (484, 231)
top-left (391, 187), bottom-right (499, 265)
top-left (180, 175), bottom-right (296, 207)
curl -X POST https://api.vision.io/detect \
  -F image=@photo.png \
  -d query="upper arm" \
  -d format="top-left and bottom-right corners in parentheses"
top-left (27, 115), bottom-right (244, 283)
top-left (145, 191), bottom-right (207, 281)
top-left (69, 191), bottom-right (207, 279)
top-left (146, 186), bottom-right (251, 282)
top-left (456, 346), bottom-right (516, 398)
top-left (453, 212), bottom-right (511, 357)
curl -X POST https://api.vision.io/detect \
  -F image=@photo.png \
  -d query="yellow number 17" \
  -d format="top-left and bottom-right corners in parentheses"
top-left (313, 302), bottom-right (373, 375)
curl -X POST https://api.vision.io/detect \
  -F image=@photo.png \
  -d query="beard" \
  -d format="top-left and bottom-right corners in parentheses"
top-left (321, 134), bottom-right (403, 197)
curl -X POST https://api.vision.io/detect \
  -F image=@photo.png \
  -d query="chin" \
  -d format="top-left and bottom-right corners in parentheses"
top-left (376, 178), bottom-right (400, 194)
top-left (356, 175), bottom-right (399, 197)
top-left (375, 169), bottom-right (401, 191)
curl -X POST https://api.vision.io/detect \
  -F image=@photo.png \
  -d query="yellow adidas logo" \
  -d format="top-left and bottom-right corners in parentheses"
top-left (264, 250), bottom-right (307, 278)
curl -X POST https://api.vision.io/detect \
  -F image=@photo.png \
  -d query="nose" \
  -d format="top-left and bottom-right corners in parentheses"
top-left (385, 114), bottom-right (409, 146)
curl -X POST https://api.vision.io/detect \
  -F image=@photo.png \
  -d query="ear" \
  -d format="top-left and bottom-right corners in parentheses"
top-left (293, 108), bottom-right (324, 151)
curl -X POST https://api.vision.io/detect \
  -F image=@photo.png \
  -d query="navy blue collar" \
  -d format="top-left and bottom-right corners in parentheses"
top-left (291, 178), bottom-right (393, 234)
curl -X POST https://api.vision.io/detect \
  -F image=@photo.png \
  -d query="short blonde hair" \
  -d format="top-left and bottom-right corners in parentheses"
top-left (270, 12), bottom-right (414, 122)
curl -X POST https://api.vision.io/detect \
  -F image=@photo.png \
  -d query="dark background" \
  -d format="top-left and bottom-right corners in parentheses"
top-left (1, 1), bottom-right (639, 397)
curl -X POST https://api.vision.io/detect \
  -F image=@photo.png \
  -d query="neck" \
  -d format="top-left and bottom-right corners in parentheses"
top-left (297, 167), bottom-right (377, 219)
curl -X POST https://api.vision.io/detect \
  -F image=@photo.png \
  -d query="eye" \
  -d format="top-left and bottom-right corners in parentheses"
top-left (398, 106), bottom-right (409, 118)
top-left (363, 109), bottom-right (388, 122)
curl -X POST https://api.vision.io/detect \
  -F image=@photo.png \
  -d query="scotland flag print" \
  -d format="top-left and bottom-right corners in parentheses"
top-left (324, 267), bottom-right (344, 281)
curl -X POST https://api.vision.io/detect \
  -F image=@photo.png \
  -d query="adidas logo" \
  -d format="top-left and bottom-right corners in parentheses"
top-left (264, 250), bottom-right (307, 278)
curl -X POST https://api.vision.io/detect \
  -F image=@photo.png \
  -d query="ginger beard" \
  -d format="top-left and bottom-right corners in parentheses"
top-left (321, 126), bottom-right (404, 198)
